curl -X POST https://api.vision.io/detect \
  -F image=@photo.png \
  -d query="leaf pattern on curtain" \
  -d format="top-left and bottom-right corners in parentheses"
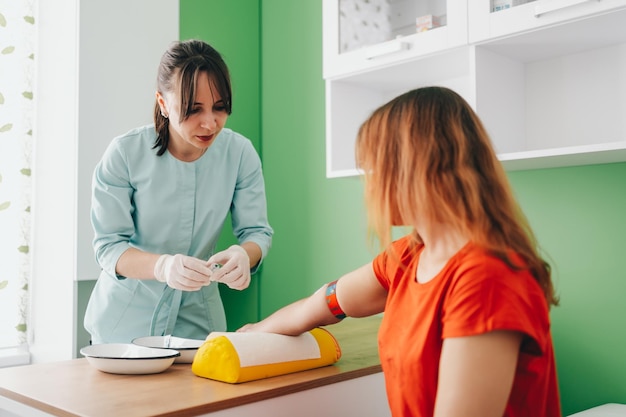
top-left (0, 0), bottom-right (35, 348)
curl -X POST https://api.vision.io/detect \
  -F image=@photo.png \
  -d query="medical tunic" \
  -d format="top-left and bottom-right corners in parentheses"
top-left (84, 125), bottom-right (273, 344)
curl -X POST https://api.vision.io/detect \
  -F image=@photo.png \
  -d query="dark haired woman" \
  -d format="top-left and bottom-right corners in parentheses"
top-left (85, 39), bottom-right (273, 344)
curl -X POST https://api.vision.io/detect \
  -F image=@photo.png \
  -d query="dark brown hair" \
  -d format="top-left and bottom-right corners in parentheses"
top-left (356, 86), bottom-right (558, 307)
top-left (153, 39), bottom-right (232, 155)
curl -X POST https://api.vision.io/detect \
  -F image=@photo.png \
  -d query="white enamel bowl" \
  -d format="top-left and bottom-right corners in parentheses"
top-left (80, 343), bottom-right (180, 374)
top-left (132, 336), bottom-right (205, 364)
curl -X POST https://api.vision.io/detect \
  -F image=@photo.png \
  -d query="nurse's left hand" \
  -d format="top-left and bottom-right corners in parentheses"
top-left (207, 245), bottom-right (251, 290)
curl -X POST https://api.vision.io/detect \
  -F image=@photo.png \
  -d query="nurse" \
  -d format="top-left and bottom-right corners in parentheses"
top-left (84, 39), bottom-right (273, 344)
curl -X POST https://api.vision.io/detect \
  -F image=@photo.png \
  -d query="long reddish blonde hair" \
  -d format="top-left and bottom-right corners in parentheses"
top-left (356, 86), bottom-right (558, 307)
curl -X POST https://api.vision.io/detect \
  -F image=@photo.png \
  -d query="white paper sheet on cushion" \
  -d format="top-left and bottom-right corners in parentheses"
top-left (206, 332), bottom-right (321, 367)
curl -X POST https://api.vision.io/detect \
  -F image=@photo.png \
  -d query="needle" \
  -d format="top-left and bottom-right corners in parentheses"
top-left (207, 263), bottom-right (222, 284)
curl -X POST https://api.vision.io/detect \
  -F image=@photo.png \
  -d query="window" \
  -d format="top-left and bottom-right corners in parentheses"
top-left (0, 0), bottom-right (36, 363)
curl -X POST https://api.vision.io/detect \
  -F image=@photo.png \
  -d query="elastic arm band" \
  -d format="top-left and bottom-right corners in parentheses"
top-left (325, 280), bottom-right (347, 320)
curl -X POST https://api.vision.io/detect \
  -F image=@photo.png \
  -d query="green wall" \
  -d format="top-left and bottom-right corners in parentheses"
top-left (259, 1), bottom-right (373, 315)
top-left (509, 163), bottom-right (626, 414)
top-left (180, 1), bottom-right (262, 330)
top-left (177, 1), bottom-right (626, 415)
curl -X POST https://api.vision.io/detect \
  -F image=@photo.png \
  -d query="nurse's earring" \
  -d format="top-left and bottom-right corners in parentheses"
top-left (155, 91), bottom-right (169, 119)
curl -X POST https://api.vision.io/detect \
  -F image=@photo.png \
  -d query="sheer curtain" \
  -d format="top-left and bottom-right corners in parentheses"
top-left (0, 0), bottom-right (35, 350)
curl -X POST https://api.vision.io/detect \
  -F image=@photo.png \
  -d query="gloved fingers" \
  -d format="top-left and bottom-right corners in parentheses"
top-left (198, 263), bottom-right (221, 286)
top-left (230, 277), bottom-right (250, 290)
top-left (206, 245), bottom-right (250, 289)
top-left (180, 255), bottom-right (213, 274)
top-left (206, 250), bottom-right (231, 267)
top-left (225, 272), bottom-right (250, 290)
top-left (209, 259), bottom-right (237, 282)
top-left (181, 267), bottom-right (213, 285)
top-left (171, 255), bottom-right (213, 289)
top-left (167, 280), bottom-right (203, 292)
top-left (207, 244), bottom-right (248, 263)
top-left (212, 265), bottom-right (250, 290)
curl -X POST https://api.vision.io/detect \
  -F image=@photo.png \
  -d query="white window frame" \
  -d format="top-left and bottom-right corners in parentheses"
top-left (26, 0), bottom-right (80, 364)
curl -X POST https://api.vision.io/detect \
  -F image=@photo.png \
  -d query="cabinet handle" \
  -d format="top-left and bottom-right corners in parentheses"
top-left (365, 40), bottom-right (411, 60)
top-left (534, 0), bottom-right (599, 17)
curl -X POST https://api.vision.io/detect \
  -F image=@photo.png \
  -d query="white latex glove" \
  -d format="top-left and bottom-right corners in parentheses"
top-left (207, 245), bottom-right (251, 290)
top-left (154, 254), bottom-right (213, 291)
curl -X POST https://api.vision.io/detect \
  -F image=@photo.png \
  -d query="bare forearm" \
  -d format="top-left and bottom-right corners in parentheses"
top-left (240, 263), bottom-right (387, 335)
top-left (240, 286), bottom-right (341, 336)
top-left (116, 248), bottom-right (161, 279)
top-left (240, 241), bottom-right (262, 269)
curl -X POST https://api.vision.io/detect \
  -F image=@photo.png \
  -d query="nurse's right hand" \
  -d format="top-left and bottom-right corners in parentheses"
top-left (154, 254), bottom-right (213, 291)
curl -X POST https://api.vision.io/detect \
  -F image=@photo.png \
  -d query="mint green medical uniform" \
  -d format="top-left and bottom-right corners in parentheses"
top-left (84, 125), bottom-right (273, 344)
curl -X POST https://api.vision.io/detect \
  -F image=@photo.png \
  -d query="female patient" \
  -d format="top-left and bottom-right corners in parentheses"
top-left (240, 86), bottom-right (561, 417)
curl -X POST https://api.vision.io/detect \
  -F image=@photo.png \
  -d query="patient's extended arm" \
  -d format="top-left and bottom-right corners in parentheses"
top-left (237, 262), bottom-right (387, 335)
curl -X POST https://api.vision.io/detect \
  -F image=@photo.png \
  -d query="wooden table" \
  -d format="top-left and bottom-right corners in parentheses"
top-left (0, 316), bottom-right (387, 417)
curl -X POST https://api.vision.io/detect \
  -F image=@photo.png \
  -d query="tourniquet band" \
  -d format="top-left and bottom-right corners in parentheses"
top-left (325, 280), bottom-right (347, 320)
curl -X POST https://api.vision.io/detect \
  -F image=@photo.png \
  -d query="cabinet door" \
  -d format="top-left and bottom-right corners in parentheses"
top-left (469, 1), bottom-right (626, 171)
top-left (469, 0), bottom-right (626, 43)
top-left (323, 0), bottom-right (467, 79)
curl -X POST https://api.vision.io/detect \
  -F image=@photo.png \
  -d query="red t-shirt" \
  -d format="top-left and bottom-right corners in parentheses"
top-left (373, 236), bottom-right (561, 417)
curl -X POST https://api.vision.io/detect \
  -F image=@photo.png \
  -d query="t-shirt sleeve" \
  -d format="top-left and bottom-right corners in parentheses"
top-left (441, 255), bottom-right (551, 356)
top-left (372, 247), bottom-right (391, 291)
top-left (372, 236), bottom-right (417, 291)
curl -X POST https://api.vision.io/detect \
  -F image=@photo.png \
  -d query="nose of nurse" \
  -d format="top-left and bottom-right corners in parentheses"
top-left (200, 110), bottom-right (218, 130)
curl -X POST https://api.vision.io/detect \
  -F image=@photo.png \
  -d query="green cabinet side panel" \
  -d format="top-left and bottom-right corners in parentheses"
top-left (180, 0), bottom-right (261, 331)
top-left (180, 1), bottom-right (626, 414)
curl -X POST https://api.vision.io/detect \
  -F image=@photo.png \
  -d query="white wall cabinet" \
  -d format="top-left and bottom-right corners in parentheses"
top-left (323, 0), bottom-right (467, 79)
top-left (469, 0), bottom-right (626, 43)
top-left (324, 0), bottom-right (626, 178)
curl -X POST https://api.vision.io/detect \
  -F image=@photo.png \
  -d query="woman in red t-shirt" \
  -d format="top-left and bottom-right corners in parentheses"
top-left (239, 86), bottom-right (561, 417)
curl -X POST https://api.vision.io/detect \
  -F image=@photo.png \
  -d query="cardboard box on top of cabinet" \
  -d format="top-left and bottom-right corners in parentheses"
top-left (416, 14), bottom-right (442, 32)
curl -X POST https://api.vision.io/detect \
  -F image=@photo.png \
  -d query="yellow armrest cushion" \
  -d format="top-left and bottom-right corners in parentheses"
top-left (191, 327), bottom-right (342, 384)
